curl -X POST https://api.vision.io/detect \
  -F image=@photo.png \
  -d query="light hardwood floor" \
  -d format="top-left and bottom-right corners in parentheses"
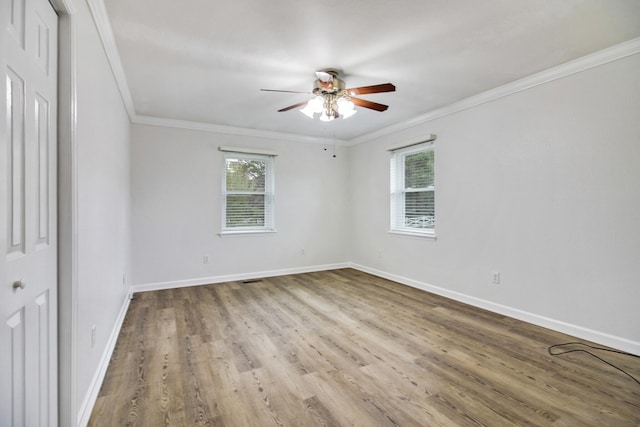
top-left (89, 269), bottom-right (640, 426)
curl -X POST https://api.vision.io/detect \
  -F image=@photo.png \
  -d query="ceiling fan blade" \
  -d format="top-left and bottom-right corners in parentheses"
top-left (346, 83), bottom-right (396, 95)
top-left (350, 97), bottom-right (389, 112)
top-left (261, 89), bottom-right (312, 94)
top-left (277, 100), bottom-right (310, 112)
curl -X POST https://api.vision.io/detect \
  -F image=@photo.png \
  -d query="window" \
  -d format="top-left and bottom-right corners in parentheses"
top-left (222, 152), bottom-right (275, 233)
top-left (390, 143), bottom-right (435, 236)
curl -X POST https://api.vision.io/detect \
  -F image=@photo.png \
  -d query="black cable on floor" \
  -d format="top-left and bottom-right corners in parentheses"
top-left (548, 342), bottom-right (640, 387)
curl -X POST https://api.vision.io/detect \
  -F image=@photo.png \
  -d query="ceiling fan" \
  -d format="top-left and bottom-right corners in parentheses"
top-left (261, 70), bottom-right (395, 122)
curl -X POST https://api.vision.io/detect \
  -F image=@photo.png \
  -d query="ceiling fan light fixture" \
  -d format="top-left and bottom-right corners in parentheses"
top-left (301, 94), bottom-right (357, 120)
top-left (337, 97), bottom-right (357, 119)
top-left (300, 96), bottom-right (324, 119)
top-left (319, 110), bottom-right (334, 122)
top-left (309, 95), bottom-right (324, 113)
top-left (340, 106), bottom-right (357, 119)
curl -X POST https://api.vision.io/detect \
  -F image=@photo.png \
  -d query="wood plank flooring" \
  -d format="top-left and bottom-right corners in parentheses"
top-left (89, 269), bottom-right (640, 426)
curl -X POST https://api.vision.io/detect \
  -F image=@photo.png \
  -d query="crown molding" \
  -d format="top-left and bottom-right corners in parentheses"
top-left (350, 37), bottom-right (640, 145)
top-left (132, 115), bottom-right (347, 145)
top-left (86, 0), bottom-right (136, 119)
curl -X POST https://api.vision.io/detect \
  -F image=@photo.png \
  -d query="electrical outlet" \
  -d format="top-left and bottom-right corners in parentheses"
top-left (203, 255), bottom-right (209, 264)
top-left (491, 271), bottom-right (501, 284)
top-left (299, 248), bottom-right (305, 255)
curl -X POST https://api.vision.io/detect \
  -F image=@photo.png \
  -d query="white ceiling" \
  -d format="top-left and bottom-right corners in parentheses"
top-left (101, 0), bottom-right (640, 142)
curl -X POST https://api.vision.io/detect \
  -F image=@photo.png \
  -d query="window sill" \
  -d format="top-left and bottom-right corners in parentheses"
top-left (388, 229), bottom-right (437, 240)
top-left (219, 229), bottom-right (277, 237)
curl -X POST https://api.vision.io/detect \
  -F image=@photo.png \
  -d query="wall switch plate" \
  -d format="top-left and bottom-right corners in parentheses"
top-left (491, 271), bottom-right (501, 284)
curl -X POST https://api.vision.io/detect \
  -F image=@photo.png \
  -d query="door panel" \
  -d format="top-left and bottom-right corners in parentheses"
top-left (4, 309), bottom-right (26, 426)
top-left (6, 67), bottom-right (26, 256)
top-left (1, 0), bottom-right (58, 425)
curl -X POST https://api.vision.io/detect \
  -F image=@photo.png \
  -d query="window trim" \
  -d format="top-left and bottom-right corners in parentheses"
top-left (220, 151), bottom-right (276, 235)
top-left (389, 141), bottom-right (436, 239)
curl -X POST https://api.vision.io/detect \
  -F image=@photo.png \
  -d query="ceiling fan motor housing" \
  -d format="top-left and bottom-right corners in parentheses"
top-left (313, 71), bottom-right (345, 95)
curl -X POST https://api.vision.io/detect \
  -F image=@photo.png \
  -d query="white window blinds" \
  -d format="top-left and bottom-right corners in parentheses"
top-left (222, 152), bottom-right (275, 232)
top-left (390, 142), bottom-right (435, 235)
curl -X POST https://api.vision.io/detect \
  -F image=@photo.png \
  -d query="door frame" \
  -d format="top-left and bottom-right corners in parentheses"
top-left (49, 0), bottom-right (77, 425)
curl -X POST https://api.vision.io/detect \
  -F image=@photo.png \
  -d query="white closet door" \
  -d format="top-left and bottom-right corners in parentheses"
top-left (0, 0), bottom-right (58, 425)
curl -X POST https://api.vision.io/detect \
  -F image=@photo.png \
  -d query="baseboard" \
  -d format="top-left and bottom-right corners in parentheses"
top-left (76, 290), bottom-right (133, 427)
top-left (131, 262), bottom-right (351, 294)
top-left (350, 263), bottom-right (640, 356)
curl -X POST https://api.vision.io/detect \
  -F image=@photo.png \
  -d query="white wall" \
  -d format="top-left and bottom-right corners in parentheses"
top-left (131, 124), bottom-right (349, 287)
top-left (129, 53), bottom-right (640, 353)
top-left (349, 53), bottom-right (640, 351)
top-left (73, 0), bottom-right (131, 419)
